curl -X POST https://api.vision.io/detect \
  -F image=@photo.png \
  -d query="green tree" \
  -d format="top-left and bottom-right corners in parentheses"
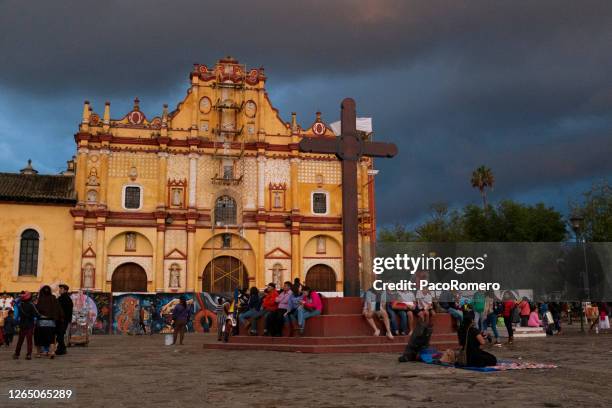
top-left (378, 223), bottom-right (414, 242)
top-left (471, 165), bottom-right (495, 209)
top-left (571, 180), bottom-right (612, 242)
top-left (463, 200), bottom-right (566, 241)
top-left (414, 203), bottom-right (466, 242)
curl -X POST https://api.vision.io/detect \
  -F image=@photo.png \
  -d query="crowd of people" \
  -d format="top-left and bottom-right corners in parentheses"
top-left (216, 278), bottom-right (323, 341)
top-left (0, 285), bottom-right (73, 360)
top-left (362, 288), bottom-right (436, 340)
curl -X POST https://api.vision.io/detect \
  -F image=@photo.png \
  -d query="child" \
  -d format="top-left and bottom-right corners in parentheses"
top-left (215, 297), bottom-right (233, 342)
top-left (416, 289), bottom-right (435, 325)
top-left (3, 310), bottom-right (16, 347)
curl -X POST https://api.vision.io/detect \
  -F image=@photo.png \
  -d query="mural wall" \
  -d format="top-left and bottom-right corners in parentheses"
top-left (3, 290), bottom-right (226, 335)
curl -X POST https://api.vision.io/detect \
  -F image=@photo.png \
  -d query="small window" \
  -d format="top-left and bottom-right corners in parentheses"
top-left (124, 186), bottom-right (142, 209)
top-left (19, 229), bottom-right (39, 276)
top-left (215, 195), bottom-right (237, 225)
top-left (312, 192), bottom-right (327, 214)
top-left (223, 164), bottom-right (233, 180)
top-left (221, 233), bottom-right (231, 248)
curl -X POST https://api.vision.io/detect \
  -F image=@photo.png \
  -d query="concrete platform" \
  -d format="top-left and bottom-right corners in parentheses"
top-left (203, 297), bottom-right (459, 353)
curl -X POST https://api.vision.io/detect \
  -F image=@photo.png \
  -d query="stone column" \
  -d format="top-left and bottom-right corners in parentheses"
top-left (155, 222), bottom-right (165, 291)
top-left (290, 158), bottom-right (300, 212)
top-left (257, 156), bottom-right (266, 210)
top-left (72, 227), bottom-right (84, 289)
top-left (188, 153), bottom-right (198, 208)
top-left (186, 223), bottom-right (197, 292)
top-left (99, 148), bottom-right (110, 206)
top-left (158, 152), bottom-right (169, 208)
top-left (95, 222), bottom-right (105, 291)
top-left (191, 77), bottom-right (199, 138)
top-left (75, 147), bottom-right (89, 204)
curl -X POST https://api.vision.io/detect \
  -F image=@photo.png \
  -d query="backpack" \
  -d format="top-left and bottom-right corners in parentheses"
top-left (511, 306), bottom-right (521, 324)
top-left (493, 301), bottom-right (504, 315)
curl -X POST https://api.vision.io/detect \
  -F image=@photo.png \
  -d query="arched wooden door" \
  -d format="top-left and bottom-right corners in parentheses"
top-left (111, 262), bottom-right (147, 292)
top-left (305, 264), bottom-right (336, 292)
top-left (202, 256), bottom-right (248, 294)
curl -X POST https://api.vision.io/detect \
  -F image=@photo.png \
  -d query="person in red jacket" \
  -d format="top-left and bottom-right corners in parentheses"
top-left (259, 283), bottom-right (278, 336)
top-left (502, 291), bottom-right (518, 344)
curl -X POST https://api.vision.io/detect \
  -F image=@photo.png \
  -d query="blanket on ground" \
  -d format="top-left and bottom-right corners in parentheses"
top-left (418, 348), bottom-right (558, 372)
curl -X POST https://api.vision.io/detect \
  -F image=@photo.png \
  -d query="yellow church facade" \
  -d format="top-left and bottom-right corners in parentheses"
top-left (0, 57), bottom-right (376, 295)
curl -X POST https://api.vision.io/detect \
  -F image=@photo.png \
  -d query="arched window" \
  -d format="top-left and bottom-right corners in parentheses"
top-left (123, 185), bottom-right (142, 210)
top-left (312, 191), bottom-right (328, 214)
top-left (19, 229), bottom-right (40, 276)
top-left (215, 195), bottom-right (237, 226)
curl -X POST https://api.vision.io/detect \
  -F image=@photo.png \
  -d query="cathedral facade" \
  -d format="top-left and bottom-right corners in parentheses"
top-left (0, 57), bottom-right (376, 294)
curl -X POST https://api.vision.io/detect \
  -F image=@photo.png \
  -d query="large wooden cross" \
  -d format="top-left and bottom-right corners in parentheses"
top-left (299, 98), bottom-right (398, 296)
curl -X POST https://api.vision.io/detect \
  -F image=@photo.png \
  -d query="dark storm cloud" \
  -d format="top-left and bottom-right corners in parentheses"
top-left (0, 0), bottom-right (611, 223)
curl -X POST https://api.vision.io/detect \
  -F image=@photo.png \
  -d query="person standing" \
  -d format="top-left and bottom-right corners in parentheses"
top-left (13, 292), bottom-right (40, 360)
top-left (35, 285), bottom-right (62, 358)
top-left (3, 310), bottom-right (17, 347)
top-left (482, 290), bottom-right (501, 346)
top-left (518, 297), bottom-right (531, 327)
top-left (171, 296), bottom-right (190, 345)
top-left (502, 296), bottom-right (516, 345)
top-left (55, 284), bottom-right (73, 356)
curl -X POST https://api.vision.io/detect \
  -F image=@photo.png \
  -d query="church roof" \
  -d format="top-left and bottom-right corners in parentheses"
top-left (0, 172), bottom-right (76, 204)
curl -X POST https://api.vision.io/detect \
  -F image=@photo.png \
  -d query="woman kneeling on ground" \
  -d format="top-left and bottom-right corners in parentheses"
top-left (457, 315), bottom-right (497, 367)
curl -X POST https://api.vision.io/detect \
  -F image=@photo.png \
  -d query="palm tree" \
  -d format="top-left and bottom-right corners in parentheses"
top-left (471, 166), bottom-right (495, 209)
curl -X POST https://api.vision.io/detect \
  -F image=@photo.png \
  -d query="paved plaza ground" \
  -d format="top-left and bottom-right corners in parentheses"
top-left (0, 326), bottom-right (610, 408)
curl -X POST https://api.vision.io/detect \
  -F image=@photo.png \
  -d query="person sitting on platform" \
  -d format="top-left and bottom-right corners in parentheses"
top-left (457, 315), bottom-right (497, 367)
top-left (438, 290), bottom-right (463, 327)
top-left (267, 281), bottom-right (292, 337)
top-left (285, 284), bottom-right (304, 334)
top-left (416, 289), bottom-right (435, 326)
top-left (239, 287), bottom-right (262, 335)
top-left (386, 290), bottom-right (408, 336)
top-left (259, 283), bottom-right (278, 336)
top-left (362, 288), bottom-right (393, 340)
top-left (296, 286), bottom-right (322, 335)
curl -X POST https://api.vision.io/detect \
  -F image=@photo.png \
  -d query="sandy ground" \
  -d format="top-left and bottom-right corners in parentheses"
top-left (0, 326), bottom-right (610, 408)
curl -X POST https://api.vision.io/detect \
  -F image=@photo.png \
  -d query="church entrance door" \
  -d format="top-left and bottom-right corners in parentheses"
top-left (111, 262), bottom-right (148, 292)
top-left (305, 264), bottom-right (337, 292)
top-left (202, 256), bottom-right (248, 294)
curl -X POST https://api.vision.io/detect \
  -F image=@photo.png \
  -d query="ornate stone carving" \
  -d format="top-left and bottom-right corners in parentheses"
top-left (298, 160), bottom-right (340, 184)
top-left (265, 158), bottom-right (290, 185)
top-left (109, 152), bottom-right (158, 179)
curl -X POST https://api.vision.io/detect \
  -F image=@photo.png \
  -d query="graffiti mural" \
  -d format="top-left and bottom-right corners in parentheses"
top-left (90, 292), bottom-right (112, 335)
top-left (192, 292), bottom-right (220, 333)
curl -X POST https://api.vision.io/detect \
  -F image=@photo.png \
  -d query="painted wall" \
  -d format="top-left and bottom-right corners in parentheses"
top-left (0, 203), bottom-right (75, 292)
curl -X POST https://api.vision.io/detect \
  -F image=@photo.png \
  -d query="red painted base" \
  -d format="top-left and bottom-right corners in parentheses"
top-left (203, 297), bottom-right (459, 353)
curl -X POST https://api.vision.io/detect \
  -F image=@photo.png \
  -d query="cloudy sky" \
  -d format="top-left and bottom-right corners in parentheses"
top-left (1, 0), bottom-right (611, 225)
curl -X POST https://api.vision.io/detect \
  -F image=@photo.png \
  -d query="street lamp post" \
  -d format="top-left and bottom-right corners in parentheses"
top-left (569, 213), bottom-right (589, 333)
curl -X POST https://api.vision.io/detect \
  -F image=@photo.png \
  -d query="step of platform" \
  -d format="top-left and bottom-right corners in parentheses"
top-left (203, 339), bottom-right (458, 353)
top-left (228, 333), bottom-right (458, 345)
top-left (513, 326), bottom-right (547, 338)
top-left (239, 310), bottom-right (454, 337)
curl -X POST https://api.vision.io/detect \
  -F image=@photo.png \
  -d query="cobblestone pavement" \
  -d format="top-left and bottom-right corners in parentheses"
top-left (0, 327), bottom-right (610, 408)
